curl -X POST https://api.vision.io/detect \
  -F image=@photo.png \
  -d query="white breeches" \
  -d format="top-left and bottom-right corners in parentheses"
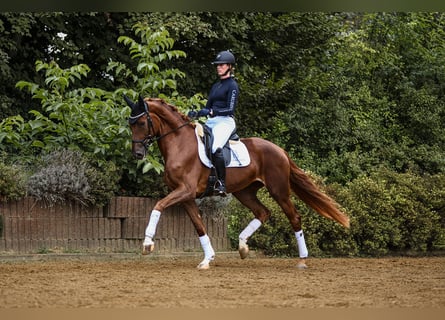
top-left (205, 116), bottom-right (236, 153)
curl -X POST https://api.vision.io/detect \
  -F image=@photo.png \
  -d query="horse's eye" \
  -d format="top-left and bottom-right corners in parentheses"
top-left (137, 121), bottom-right (145, 127)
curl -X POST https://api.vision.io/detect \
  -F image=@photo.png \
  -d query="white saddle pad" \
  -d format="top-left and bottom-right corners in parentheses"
top-left (195, 126), bottom-right (251, 168)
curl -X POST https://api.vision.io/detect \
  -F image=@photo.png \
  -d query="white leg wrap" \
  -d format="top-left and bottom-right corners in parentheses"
top-left (144, 210), bottom-right (161, 241)
top-left (295, 230), bottom-right (308, 258)
top-left (239, 218), bottom-right (262, 241)
top-left (199, 234), bottom-right (215, 260)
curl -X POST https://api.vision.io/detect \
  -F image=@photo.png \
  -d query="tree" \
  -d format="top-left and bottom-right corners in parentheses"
top-left (281, 13), bottom-right (445, 182)
top-left (0, 22), bottom-right (195, 200)
top-left (0, 12), bottom-right (136, 119)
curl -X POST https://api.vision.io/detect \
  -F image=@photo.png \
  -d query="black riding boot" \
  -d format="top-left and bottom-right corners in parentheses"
top-left (212, 148), bottom-right (227, 196)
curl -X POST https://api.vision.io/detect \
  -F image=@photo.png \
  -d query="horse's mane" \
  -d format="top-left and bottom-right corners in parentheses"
top-left (146, 98), bottom-right (196, 128)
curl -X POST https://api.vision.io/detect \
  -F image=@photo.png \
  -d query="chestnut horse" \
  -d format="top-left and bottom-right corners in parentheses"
top-left (124, 96), bottom-right (350, 270)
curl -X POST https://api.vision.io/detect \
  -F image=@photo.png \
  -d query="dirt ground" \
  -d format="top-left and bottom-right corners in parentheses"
top-left (0, 254), bottom-right (444, 308)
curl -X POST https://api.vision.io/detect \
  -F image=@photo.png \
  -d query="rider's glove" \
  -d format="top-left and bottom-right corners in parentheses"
top-left (197, 108), bottom-right (210, 117)
top-left (187, 110), bottom-right (198, 118)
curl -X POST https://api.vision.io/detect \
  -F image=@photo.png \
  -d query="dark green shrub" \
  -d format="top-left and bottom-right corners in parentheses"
top-left (0, 156), bottom-right (26, 202)
top-left (332, 175), bottom-right (402, 256)
top-left (332, 168), bottom-right (445, 255)
top-left (84, 156), bottom-right (121, 207)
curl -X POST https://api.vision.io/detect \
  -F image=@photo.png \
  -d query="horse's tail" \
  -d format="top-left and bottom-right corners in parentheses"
top-left (287, 155), bottom-right (350, 228)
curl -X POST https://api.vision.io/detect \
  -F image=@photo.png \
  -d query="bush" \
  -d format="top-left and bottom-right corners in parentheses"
top-left (0, 156), bottom-right (26, 202)
top-left (83, 156), bottom-right (121, 207)
top-left (27, 149), bottom-right (91, 206)
top-left (333, 168), bottom-right (445, 255)
top-left (26, 149), bottom-right (120, 207)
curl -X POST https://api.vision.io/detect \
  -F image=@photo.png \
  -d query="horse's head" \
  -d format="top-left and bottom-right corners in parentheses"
top-left (124, 95), bottom-right (155, 159)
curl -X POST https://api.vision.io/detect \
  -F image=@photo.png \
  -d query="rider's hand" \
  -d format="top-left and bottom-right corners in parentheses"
top-left (187, 110), bottom-right (198, 118)
top-left (197, 109), bottom-right (210, 117)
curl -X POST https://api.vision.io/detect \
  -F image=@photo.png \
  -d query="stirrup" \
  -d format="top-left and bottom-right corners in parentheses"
top-left (214, 180), bottom-right (227, 197)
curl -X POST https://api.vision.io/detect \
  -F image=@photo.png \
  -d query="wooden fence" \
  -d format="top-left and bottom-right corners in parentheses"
top-left (0, 197), bottom-right (230, 254)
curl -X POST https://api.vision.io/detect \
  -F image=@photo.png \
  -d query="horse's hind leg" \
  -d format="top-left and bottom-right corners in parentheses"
top-left (267, 187), bottom-right (308, 269)
top-left (233, 182), bottom-right (271, 259)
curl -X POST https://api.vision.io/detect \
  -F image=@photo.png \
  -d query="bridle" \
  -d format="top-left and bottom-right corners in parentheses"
top-left (129, 101), bottom-right (192, 150)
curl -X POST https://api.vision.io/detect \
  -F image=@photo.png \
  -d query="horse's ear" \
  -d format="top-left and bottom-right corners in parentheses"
top-left (123, 95), bottom-right (135, 109)
top-left (138, 94), bottom-right (148, 112)
top-left (138, 95), bottom-right (148, 112)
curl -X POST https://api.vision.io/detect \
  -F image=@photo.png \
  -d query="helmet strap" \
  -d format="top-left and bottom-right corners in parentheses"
top-left (220, 64), bottom-right (232, 78)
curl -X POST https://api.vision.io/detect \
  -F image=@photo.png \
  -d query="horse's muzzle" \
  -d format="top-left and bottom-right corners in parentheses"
top-left (133, 150), bottom-right (145, 159)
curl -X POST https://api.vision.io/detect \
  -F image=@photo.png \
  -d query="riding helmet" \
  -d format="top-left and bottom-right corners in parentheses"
top-left (212, 50), bottom-right (236, 65)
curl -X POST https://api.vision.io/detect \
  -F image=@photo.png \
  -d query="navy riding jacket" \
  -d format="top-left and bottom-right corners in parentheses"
top-left (205, 77), bottom-right (239, 117)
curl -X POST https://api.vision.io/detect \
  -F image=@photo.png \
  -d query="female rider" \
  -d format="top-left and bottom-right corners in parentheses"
top-left (188, 50), bottom-right (239, 196)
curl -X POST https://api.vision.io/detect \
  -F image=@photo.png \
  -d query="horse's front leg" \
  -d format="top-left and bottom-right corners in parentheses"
top-left (142, 187), bottom-right (194, 255)
top-left (141, 189), bottom-right (215, 270)
top-left (182, 200), bottom-right (215, 270)
top-left (141, 208), bottom-right (160, 255)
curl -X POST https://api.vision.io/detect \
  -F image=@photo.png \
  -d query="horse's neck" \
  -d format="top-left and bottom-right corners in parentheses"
top-left (156, 120), bottom-right (196, 160)
top-left (159, 133), bottom-right (195, 168)
top-left (152, 104), bottom-right (184, 128)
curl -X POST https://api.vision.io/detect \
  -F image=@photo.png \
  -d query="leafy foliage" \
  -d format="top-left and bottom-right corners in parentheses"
top-left (26, 149), bottom-right (120, 207)
top-left (0, 21), bottom-right (201, 202)
top-left (1, 60), bottom-right (131, 160)
top-left (27, 149), bottom-right (91, 206)
top-left (0, 154), bottom-right (26, 202)
top-left (108, 22), bottom-right (186, 97)
top-left (105, 21), bottom-right (204, 196)
top-left (0, 12), bottom-right (135, 119)
top-left (335, 169), bottom-right (445, 254)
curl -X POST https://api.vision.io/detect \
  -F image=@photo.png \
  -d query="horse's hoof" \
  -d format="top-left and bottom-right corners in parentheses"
top-left (197, 259), bottom-right (211, 270)
top-left (142, 243), bottom-right (154, 255)
top-left (238, 244), bottom-right (249, 259)
top-left (297, 259), bottom-right (308, 269)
